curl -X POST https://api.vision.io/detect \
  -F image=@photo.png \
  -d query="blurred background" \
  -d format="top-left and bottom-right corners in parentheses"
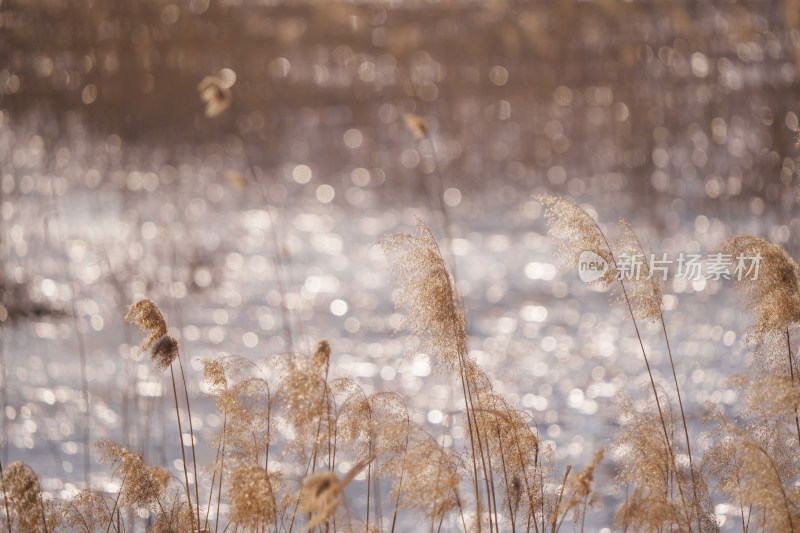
top-left (1, 0), bottom-right (799, 530)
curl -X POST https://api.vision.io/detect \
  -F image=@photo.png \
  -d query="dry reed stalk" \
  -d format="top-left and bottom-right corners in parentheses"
top-left (125, 299), bottom-right (195, 532)
top-left (176, 353), bottom-right (202, 529)
top-left (550, 466), bottom-right (571, 532)
top-left (104, 472), bottom-right (127, 533)
top-left (2, 461), bottom-right (49, 533)
top-left (214, 413), bottom-right (226, 533)
top-left (719, 236), bottom-right (800, 443)
top-left (389, 414), bottom-right (411, 533)
top-left (168, 364), bottom-right (195, 533)
top-left (238, 144), bottom-right (295, 354)
top-left (538, 195), bottom-right (694, 528)
top-left (617, 219), bottom-right (703, 531)
top-left (379, 218), bottom-right (498, 531)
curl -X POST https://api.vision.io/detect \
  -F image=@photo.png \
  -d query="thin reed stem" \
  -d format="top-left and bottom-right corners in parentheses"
top-left (461, 363), bottom-right (497, 533)
top-left (493, 420), bottom-right (516, 532)
top-left (169, 365), bottom-right (195, 533)
top-left (390, 415), bottom-right (410, 533)
top-left (176, 354), bottom-right (201, 529)
top-left (551, 466), bottom-right (571, 533)
top-left (214, 412), bottom-right (226, 533)
top-left (241, 153), bottom-right (294, 354)
top-left (455, 361), bottom-right (483, 532)
top-left (510, 421), bottom-right (539, 533)
top-left (593, 220), bottom-right (693, 530)
top-left (619, 279), bottom-right (692, 530)
top-left (104, 472), bottom-right (127, 533)
top-left (659, 311), bottom-right (703, 531)
top-left (429, 414), bottom-right (453, 533)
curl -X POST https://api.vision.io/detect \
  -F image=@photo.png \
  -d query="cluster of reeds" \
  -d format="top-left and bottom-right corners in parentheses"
top-left (2, 89), bottom-right (798, 532)
top-left (538, 196), bottom-right (800, 533)
top-left (3, 190), bottom-right (800, 531)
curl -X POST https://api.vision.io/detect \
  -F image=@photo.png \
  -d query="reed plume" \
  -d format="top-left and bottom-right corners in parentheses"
top-left (299, 471), bottom-right (342, 530)
top-left (706, 407), bottom-right (800, 533)
top-left (720, 235), bottom-right (800, 447)
top-left (536, 195), bottom-right (616, 287)
top-left (403, 114), bottom-right (428, 138)
top-left (125, 298), bottom-right (168, 356)
top-left (379, 218), bottom-right (496, 530)
top-left (539, 196), bottom-right (700, 528)
top-left (2, 461), bottom-right (49, 533)
top-left (95, 441), bottom-right (171, 513)
top-left (381, 425), bottom-right (462, 524)
top-left (275, 340), bottom-right (333, 463)
top-left (58, 490), bottom-right (113, 533)
top-left (125, 298), bottom-right (198, 532)
top-left (718, 235), bottom-right (800, 346)
top-left (612, 394), bottom-right (690, 532)
top-left (377, 217), bottom-right (466, 372)
top-left (198, 74), bottom-right (233, 118)
top-left (228, 463), bottom-right (280, 532)
top-left (557, 448), bottom-right (603, 532)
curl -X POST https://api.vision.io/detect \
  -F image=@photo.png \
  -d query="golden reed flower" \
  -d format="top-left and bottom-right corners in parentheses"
top-left (403, 114), bottom-right (427, 138)
top-left (198, 75), bottom-right (232, 118)
top-left (2, 461), bottom-right (46, 532)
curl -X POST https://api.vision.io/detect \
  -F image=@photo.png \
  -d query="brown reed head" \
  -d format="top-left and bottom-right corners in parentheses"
top-left (403, 114), bottom-right (428, 138)
top-left (615, 218), bottom-right (663, 320)
top-left (125, 298), bottom-right (168, 354)
top-left (2, 461), bottom-right (45, 532)
top-left (537, 194), bottom-right (617, 287)
top-left (299, 471), bottom-right (342, 530)
top-left (718, 235), bottom-right (800, 345)
top-left (228, 464), bottom-right (278, 531)
top-left (151, 334), bottom-right (180, 373)
top-left (377, 217), bottom-right (467, 372)
top-left (95, 441), bottom-right (171, 511)
top-left (197, 75), bottom-right (232, 118)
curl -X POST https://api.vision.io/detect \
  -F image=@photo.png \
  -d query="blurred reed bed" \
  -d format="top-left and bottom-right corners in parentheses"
top-left (1, 191), bottom-right (800, 532)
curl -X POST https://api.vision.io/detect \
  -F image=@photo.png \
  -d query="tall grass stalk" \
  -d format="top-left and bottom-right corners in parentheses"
top-left (405, 110), bottom-right (501, 530)
top-left (539, 196), bottom-right (694, 528)
top-left (624, 225), bottom-right (703, 531)
top-left (175, 353), bottom-right (201, 529)
top-left (214, 412), bottom-right (226, 533)
top-left (168, 364), bottom-right (195, 533)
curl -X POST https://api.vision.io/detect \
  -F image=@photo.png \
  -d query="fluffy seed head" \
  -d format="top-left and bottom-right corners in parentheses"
top-left (151, 334), bottom-right (180, 373)
top-left (718, 235), bottom-right (800, 345)
top-left (403, 114), bottom-right (427, 138)
top-left (537, 195), bottom-right (617, 287)
top-left (299, 471), bottom-right (342, 530)
top-left (95, 441), bottom-right (171, 510)
top-left (125, 298), bottom-right (168, 355)
top-left (228, 465), bottom-right (277, 531)
top-left (615, 219), bottom-right (663, 320)
top-left (198, 75), bottom-right (232, 118)
top-left (377, 218), bottom-right (467, 372)
top-left (2, 461), bottom-right (44, 533)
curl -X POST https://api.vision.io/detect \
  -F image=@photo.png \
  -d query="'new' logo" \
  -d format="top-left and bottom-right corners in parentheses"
top-left (577, 250), bottom-right (609, 283)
